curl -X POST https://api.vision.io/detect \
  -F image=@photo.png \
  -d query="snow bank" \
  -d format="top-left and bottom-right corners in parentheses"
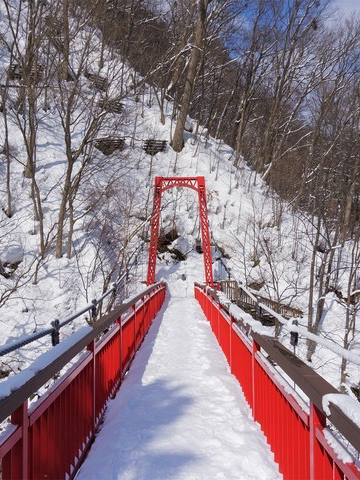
top-left (323, 393), bottom-right (360, 430)
top-left (1, 243), bottom-right (23, 264)
top-left (0, 326), bottom-right (91, 401)
top-left (171, 235), bottom-right (194, 255)
top-left (323, 428), bottom-right (353, 464)
top-left (229, 303), bottom-right (273, 335)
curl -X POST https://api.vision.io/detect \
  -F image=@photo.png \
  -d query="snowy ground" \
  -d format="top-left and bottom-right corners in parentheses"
top-left (76, 253), bottom-right (281, 480)
top-left (1, 0), bottom-right (359, 431)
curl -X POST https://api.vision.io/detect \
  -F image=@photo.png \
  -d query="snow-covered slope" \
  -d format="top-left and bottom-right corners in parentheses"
top-left (0, 0), bottom-right (359, 401)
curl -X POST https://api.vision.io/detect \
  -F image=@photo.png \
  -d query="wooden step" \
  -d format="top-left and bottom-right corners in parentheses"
top-left (98, 98), bottom-right (124, 114)
top-left (51, 36), bottom-right (65, 54)
top-left (94, 136), bottom-right (125, 155)
top-left (142, 139), bottom-right (167, 156)
top-left (84, 70), bottom-right (108, 92)
top-left (8, 63), bottom-right (44, 82)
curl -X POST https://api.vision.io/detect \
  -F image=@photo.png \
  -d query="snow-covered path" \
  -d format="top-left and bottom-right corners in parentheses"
top-left (76, 257), bottom-right (281, 480)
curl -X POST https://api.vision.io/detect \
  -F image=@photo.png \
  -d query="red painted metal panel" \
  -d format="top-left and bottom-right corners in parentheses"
top-left (121, 313), bottom-right (135, 374)
top-left (230, 324), bottom-right (253, 405)
top-left (255, 353), bottom-right (309, 425)
top-left (194, 285), bottom-right (360, 480)
top-left (0, 426), bottom-right (21, 458)
top-left (147, 177), bottom-right (214, 287)
top-left (135, 301), bottom-right (146, 349)
top-left (28, 353), bottom-right (93, 425)
top-left (218, 308), bottom-right (230, 363)
top-left (315, 427), bottom-right (360, 480)
top-left (211, 299), bottom-right (218, 338)
top-left (0, 284), bottom-right (166, 480)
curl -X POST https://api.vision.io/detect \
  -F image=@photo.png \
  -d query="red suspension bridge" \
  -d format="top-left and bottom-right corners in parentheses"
top-left (0, 177), bottom-right (359, 479)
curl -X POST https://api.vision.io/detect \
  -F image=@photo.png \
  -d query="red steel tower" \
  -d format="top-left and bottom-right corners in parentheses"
top-left (146, 176), bottom-right (214, 287)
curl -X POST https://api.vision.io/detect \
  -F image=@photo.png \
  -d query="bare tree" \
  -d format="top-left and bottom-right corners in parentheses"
top-left (2, 0), bottom-right (50, 254)
top-left (172, 0), bottom-right (213, 152)
top-left (340, 236), bottom-right (360, 390)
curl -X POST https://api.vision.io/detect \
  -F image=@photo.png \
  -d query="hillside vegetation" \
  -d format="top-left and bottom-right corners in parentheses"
top-left (0, 0), bottom-right (359, 398)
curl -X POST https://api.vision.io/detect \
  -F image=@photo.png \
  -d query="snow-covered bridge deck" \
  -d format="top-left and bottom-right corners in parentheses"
top-left (1, 254), bottom-right (360, 479)
top-left (77, 276), bottom-right (280, 480)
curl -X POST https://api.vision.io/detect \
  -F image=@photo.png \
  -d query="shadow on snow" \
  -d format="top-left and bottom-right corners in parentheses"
top-left (79, 289), bottom-right (198, 479)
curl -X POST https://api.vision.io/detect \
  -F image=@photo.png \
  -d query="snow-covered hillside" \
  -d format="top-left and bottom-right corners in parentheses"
top-left (0, 0), bottom-right (359, 405)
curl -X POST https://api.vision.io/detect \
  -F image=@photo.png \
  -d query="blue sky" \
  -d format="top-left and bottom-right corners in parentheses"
top-left (333, 0), bottom-right (360, 16)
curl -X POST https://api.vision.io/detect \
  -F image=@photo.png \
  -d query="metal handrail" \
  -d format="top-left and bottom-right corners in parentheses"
top-left (207, 282), bottom-right (360, 366)
top-left (0, 281), bottom-right (166, 424)
top-left (218, 278), bottom-right (303, 319)
top-left (0, 249), bottom-right (143, 357)
top-left (195, 283), bottom-right (360, 458)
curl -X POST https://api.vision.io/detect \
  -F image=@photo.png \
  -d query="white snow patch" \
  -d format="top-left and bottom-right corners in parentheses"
top-left (229, 303), bottom-right (272, 335)
top-left (184, 116), bottom-right (194, 132)
top-left (171, 235), bottom-right (194, 256)
top-left (1, 243), bottom-right (24, 264)
top-left (323, 394), bottom-right (360, 430)
top-left (0, 326), bottom-right (91, 400)
top-left (323, 428), bottom-right (353, 464)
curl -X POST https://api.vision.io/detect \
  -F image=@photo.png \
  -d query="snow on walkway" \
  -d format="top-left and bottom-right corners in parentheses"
top-left (76, 256), bottom-right (281, 480)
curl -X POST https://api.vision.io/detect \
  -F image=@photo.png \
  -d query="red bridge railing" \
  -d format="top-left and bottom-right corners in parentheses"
top-left (195, 283), bottom-right (360, 480)
top-left (0, 282), bottom-right (166, 479)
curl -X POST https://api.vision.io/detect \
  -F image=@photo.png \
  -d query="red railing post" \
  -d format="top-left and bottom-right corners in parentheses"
top-left (151, 291), bottom-right (155, 319)
top-left (9, 402), bottom-right (28, 480)
top-left (87, 340), bottom-right (96, 431)
top-left (147, 292), bottom-right (152, 330)
top-left (230, 315), bottom-right (234, 373)
top-left (133, 304), bottom-right (136, 358)
top-left (252, 339), bottom-right (260, 418)
top-left (117, 315), bottom-right (123, 383)
top-left (310, 401), bottom-right (326, 480)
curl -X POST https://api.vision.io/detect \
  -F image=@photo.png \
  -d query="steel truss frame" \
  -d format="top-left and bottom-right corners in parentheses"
top-left (147, 176), bottom-right (214, 287)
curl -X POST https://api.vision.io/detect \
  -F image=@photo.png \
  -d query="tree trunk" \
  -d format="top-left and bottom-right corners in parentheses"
top-left (2, 95), bottom-right (12, 217)
top-left (341, 156), bottom-right (360, 242)
top-left (0, 259), bottom-right (5, 277)
top-left (172, 0), bottom-right (210, 152)
top-left (55, 162), bottom-right (73, 258)
top-left (167, 1), bottom-right (196, 99)
top-left (306, 216), bottom-right (321, 361)
top-left (67, 192), bottom-right (74, 258)
top-left (63, 0), bottom-right (70, 80)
